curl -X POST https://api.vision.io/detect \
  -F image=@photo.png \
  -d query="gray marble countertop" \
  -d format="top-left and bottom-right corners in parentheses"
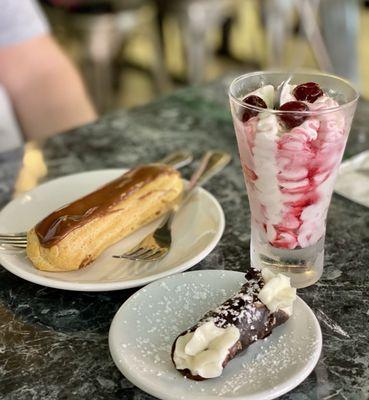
top-left (0, 78), bottom-right (368, 400)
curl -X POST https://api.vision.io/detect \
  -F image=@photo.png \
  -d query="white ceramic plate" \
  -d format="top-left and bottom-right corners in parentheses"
top-left (0, 170), bottom-right (224, 291)
top-left (109, 270), bottom-right (322, 400)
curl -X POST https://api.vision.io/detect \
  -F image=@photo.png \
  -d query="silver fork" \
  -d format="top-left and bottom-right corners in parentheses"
top-left (0, 232), bottom-right (28, 251)
top-left (113, 150), bottom-right (231, 262)
top-left (0, 150), bottom-right (194, 252)
top-left (158, 150), bottom-right (193, 170)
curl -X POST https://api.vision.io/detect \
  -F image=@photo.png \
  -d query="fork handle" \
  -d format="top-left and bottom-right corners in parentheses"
top-left (158, 150), bottom-right (193, 170)
top-left (166, 150), bottom-right (231, 226)
top-left (188, 151), bottom-right (231, 191)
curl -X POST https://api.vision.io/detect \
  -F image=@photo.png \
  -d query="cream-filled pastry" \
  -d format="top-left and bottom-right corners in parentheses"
top-left (171, 267), bottom-right (296, 380)
top-left (27, 164), bottom-right (183, 272)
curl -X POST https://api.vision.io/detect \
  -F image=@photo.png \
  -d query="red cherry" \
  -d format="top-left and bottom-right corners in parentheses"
top-left (293, 82), bottom-right (323, 103)
top-left (241, 95), bottom-right (267, 122)
top-left (279, 101), bottom-right (309, 129)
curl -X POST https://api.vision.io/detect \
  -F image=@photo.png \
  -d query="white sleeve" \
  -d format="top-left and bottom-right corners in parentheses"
top-left (0, 0), bottom-right (50, 47)
top-left (0, 86), bottom-right (23, 152)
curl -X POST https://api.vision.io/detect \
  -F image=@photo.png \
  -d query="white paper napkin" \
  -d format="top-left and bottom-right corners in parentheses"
top-left (334, 150), bottom-right (369, 208)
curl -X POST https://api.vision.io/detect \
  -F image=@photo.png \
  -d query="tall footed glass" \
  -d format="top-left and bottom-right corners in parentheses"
top-left (229, 71), bottom-right (359, 288)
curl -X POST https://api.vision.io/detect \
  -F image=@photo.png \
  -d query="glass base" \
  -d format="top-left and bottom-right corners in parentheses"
top-left (251, 236), bottom-right (324, 288)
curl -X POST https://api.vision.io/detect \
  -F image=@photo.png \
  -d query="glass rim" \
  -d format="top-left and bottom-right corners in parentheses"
top-left (228, 70), bottom-right (360, 116)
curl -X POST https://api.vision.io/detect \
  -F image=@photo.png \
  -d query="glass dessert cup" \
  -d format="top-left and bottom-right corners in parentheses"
top-left (229, 71), bottom-right (359, 288)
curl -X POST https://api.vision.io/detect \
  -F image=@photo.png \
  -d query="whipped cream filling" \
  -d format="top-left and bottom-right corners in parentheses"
top-left (236, 80), bottom-right (347, 250)
top-left (248, 84), bottom-right (275, 108)
top-left (276, 98), bottom-right (343, 248)
top-left (253, 112), bottom-right (283, 231)
top-left (279, 83), bottom-right (296, 105)
top-left (172, 321), bottom-right (240, 378)
top-left (248, 82), bottom-right (296, 108)
top-left (258, 269), bottom-right (296, 315)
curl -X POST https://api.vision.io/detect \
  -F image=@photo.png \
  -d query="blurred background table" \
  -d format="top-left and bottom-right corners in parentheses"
top-left (0, 76), bottom-right (368, 399)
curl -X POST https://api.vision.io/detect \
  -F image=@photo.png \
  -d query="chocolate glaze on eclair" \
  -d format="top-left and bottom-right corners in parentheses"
top-left (35, 164), bottom-right (175, 247)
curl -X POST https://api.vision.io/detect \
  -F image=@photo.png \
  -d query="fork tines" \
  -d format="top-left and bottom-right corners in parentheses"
top-left (113, 247), bottom-right (166, 261)
top-left (0, 232), bottom-right (28, 250)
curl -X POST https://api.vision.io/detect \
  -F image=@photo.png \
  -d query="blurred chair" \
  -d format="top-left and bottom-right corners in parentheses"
top-left (262, 0), bottom-right (332, 72)
top-left (44, 0), bottom-right (168, 112)
top-left (155, 0), bottom-right (239, 85)
top-left (262, 0), bottom-right (295, 69)
top-left (319, 0), bottom-right (360, 85)
top-left (261, 0), bottom-right (360, 85)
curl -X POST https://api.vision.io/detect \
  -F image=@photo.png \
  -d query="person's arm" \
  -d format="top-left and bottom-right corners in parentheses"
top-left (0, 34), bottom-right (97, 140)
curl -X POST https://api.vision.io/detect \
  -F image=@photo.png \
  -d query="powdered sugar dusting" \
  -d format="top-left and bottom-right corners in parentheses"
top-left (114, 271), bottom-right (321, 397)
top-left (200, 271), bottom-right (262, 329)
top-left (217, 318), bottom-right (320, 395)
top-left (118, 272), bottom-right (233, 378)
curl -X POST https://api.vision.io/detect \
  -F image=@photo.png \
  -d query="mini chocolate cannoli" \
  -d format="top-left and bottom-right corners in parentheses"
top-left (171, 268), bottom-right (296, 380)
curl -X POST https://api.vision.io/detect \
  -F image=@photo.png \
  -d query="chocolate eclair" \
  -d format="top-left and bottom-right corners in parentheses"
top-left (27, 164), bottom-right (183, 272)
top-left (171, 268), bottom-right (296, 380)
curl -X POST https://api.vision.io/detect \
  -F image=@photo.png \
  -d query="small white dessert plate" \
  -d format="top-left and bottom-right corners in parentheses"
top-left (109, 270), bottom-right (322, 400)
top-left (0, 170), bottom-right (224, 291)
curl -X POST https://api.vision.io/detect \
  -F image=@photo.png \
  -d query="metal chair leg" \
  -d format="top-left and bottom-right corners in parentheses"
top-left (148, 22), bottom-right (171, 92)
top-left (295, 0), bottom-right (333, 73)
top-left (179, 8), bottom-right (208, 85)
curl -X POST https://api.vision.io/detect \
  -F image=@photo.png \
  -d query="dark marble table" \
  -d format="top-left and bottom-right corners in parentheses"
top-left (1, 78), bottom-right (368, 400)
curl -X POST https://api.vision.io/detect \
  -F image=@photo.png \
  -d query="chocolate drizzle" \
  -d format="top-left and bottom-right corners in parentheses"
top-left (35, 164), bottom-right (175, 247)
top-left (200, 268), bottom-right (287, 349)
